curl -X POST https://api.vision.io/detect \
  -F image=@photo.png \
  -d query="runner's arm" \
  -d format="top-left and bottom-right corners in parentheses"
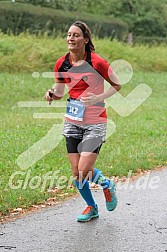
top-left (98, 72), bottom-right (121, 100)
top-left (80, 71), bottom-right (121, 106)
top-left (45, 79), bottom-right (65, 103)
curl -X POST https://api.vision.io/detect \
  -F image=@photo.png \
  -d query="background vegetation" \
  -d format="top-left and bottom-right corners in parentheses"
top-left (1, 33), bottom-right (167, 73)
top-left (0, 0), bottom-right (167, 43)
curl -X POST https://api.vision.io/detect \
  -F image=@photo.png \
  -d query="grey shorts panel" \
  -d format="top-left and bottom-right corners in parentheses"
top-left (62, 122), bottom-right (107, 142)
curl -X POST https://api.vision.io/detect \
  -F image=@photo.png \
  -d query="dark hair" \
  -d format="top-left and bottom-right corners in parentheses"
top-left (71, 21), bottom-right (95, 52)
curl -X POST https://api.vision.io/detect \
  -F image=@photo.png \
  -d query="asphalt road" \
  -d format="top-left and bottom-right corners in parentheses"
top-left (0, 168), bottom-right (167, 252)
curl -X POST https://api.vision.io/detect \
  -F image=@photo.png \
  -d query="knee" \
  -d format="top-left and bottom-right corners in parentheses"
top-left (73, 168), bottom-right (87, 181)
top-left (73, 170), bottom-right (79, 181)
top-left (78, 168), bottom-right (93, 181)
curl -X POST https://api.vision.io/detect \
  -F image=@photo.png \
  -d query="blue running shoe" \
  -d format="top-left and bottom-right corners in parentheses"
top-left (103, 180), bottom-right (117, 211)
top-left (77, 205), bottom-right (99, 222)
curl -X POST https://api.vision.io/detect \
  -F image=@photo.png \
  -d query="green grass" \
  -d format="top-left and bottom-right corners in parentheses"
top-left (1, 33), bottom-right (167, 72)
top-left (0, 71), bottom-right (166, 215)
top-left (100, 72), bottom-right (167, 176)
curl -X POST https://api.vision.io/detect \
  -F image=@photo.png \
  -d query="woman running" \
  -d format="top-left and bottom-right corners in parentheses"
top-left (45, 21), bottom-right (121, 222)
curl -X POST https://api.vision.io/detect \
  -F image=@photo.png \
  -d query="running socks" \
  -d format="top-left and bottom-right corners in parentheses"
top-left (74, 180), bottom-right (96, 208)
top-left (92, 167), bottom-right (110, 189)
top-left (74, 168), bottom-right (110, 207)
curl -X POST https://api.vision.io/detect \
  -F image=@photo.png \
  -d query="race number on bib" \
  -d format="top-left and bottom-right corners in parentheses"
top-left (65, 99), bottom-right (85, 121)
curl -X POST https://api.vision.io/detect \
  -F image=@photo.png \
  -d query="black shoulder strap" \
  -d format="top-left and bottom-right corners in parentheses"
top-left (86, 51), bottom-right (93, 66)
top-left (58, 53), bottom-right (71, 72)
top-left (64, 53), bottom-right (70, 65)
top-left (58, 51), bottom-right (93, 74)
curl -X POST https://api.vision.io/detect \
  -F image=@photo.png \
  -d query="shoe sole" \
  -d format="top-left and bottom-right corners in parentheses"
top-left (77, 214), bottom-right (99, 222)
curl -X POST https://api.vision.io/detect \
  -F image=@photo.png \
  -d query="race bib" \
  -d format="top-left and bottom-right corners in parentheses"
top-left (65, 99), bottom-right (85, 121)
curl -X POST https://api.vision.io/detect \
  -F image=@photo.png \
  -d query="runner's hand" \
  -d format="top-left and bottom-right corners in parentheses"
top-left (44, 89), bottom-right (54, 104)
top-left (80, 93), bottom-right (100, 106)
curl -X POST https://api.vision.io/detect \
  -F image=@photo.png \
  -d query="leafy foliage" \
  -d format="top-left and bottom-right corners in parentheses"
top-left (0, 1), bottom-right (128, 40)
top-left (1, 0), bottom-right (167, 41)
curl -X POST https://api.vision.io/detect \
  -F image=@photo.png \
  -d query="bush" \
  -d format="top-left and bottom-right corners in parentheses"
top-left (0, 1), bottom-right (128, 40)
top-left (134, 36), bottom-right (167, 45)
